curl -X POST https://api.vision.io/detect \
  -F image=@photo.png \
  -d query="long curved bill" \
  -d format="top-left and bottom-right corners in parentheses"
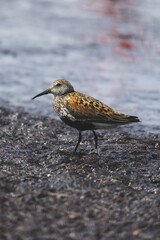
top-left (32, 89), bottom-right (51, 100)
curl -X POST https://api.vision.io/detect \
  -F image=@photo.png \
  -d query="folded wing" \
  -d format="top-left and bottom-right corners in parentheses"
top-left (67, 92), bottom-right (139, 124)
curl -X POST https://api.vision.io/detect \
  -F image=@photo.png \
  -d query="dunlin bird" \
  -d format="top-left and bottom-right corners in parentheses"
top-left (32, 79), bottom-right (139, 151)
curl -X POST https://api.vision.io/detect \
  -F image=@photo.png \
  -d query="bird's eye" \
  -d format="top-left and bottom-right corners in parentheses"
top-left (56, 83), bottom-right (61, 87)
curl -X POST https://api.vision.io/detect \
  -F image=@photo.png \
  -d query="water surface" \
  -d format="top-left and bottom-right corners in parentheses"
top-left (0, 0), bottom-right (159, 133)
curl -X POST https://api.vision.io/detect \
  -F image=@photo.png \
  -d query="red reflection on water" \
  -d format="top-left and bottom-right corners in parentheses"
top-left (119, 40), bottom-right (136, 49)
top-left (85, 0), bottom-right (133, 20)
top-left (114, 48), bottom-right (133, 57)
top-left (101, 35), bottom-right (110, 44)
top-left (84, 0), bottom-right (137, 58)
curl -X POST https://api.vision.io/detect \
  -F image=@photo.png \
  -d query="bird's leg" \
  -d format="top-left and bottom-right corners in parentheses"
top-left (74, 131), bottom-right (82, 152)
top-left (92, 130), bottom-right (98, 149)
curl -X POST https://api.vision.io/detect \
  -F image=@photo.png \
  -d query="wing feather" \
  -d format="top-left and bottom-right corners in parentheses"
top-left (67, 92), bottom-right (139, 124)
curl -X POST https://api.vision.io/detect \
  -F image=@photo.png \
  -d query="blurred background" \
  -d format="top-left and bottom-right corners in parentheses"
top-left (0, 0), bottom-right (159, 133)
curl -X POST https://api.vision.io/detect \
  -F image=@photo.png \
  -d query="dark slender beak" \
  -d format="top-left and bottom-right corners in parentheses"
top-left (32, 89), bottom-right (51, 100)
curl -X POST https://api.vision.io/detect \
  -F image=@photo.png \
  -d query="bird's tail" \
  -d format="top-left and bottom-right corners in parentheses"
top-left (122, 115), bottom-right (140, 123)
top-left (103, 113), bottom-right (140, 124)
top-left (92, 114), bottom-right (140, 130)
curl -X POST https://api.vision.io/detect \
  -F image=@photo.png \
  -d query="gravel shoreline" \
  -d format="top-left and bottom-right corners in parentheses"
top-left (0, 107), bottom-right (160, 240)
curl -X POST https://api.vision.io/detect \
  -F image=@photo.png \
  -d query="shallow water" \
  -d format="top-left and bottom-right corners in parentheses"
top-left (0, 0), bottom-right (159, 133)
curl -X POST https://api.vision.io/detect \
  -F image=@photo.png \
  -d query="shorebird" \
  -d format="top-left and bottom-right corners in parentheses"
top-left (32, 79), bottom-right (139, 151)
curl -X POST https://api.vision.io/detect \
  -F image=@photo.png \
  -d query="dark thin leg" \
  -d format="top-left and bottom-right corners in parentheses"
top-left (92, 130), bottom-right (98, 149)
top-left (74, 131), bottom-right (82, 152)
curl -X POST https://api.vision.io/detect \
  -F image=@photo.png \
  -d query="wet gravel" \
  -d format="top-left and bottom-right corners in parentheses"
top-left (0, 107), bottom-right (160, 240)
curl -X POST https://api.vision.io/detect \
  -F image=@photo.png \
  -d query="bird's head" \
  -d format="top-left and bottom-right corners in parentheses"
top-left (32, 79), bottom-right (74, 99)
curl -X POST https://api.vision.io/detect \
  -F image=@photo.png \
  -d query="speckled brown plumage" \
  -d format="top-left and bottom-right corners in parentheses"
top-left (32, 79), bottom-right (140, 151)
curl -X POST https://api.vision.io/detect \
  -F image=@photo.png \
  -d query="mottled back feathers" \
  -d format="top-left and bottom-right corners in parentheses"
top-left (53, 91), bottom-right (139, 127)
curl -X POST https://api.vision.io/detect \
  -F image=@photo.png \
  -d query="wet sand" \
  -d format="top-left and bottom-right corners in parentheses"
top-left (0, 107), bottom-right (159, 240)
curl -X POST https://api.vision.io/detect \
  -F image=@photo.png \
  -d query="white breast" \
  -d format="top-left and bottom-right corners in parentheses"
top-left (53, 97), bottom-right (76, 121)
